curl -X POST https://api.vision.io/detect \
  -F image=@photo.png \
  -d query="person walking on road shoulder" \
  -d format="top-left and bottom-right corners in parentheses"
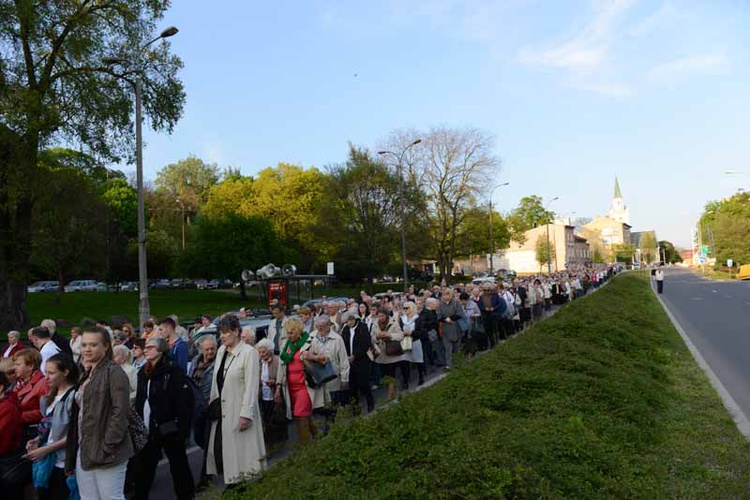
top-left (655, 268), bottom-right (665, 294)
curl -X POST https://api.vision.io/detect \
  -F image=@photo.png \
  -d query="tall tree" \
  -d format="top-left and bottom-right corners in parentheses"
top-left (155, 156), bottom-right (219, 249)
top-left (179, 214), bottom-right (284, 299)
top-left (30, 160), bottom-right (108, 302)
top-left (658, 240), bottom-right (682, 264)
top-left (699, 192), bottom-right (750, 266)
top-left (508, 196), bottom-right (555, 241)
top-left (535, 235), bottom-right (555, 273)
top-left (639, 231), bottom-right (657, 264)
top-left (384, 127), bottom-right (499, 277)
top-left (612, 243), bottom-right (636, 263)
top-left (455, 206), bottom-right (511, 258)
top-left (323, 146), bottom-right (401, 285)
top-left (0, 1), bottom-right (185, 329)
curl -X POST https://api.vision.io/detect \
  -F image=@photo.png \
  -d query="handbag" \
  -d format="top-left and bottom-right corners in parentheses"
top-left (127, 406), bottom-right (148, 453)
top-left (206, 398), bottom-right (222, 422)
top-left (32, 452), bottom-right (56, 488)
top-left (385, 340), bottom-right (403, 356)
top-left (0, 447), bottom-right (31, 488)
top-left (303, 360), bottom-right (338, 387)
top-left (457, 316), bottom-right (470, 334)
top-left (400, 335), bottom-right (413, 351)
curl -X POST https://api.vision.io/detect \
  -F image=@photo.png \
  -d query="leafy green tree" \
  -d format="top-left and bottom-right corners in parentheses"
top-left (0, 1), bottom-right (184, 329)
top-left (323, 146), bottom-right (401, 286)
top-left (639, 231), bottom-right (657, 264)
top-left (508, 196), bottom-right (555, 243)
top-left (592, 247), bottom-right (605, 264)
top-left (612, 243), bottom-right (636, 263)
top-left (179, 214), bottom-right (284, 299)
top-left (455, 206), bottom-right (511, 258)
top-left (658, 240), bottom-right (682, 264)
top-left (699, 192), bottom-right (750, 266)
top-left (30, 164), bottom-right (108, 302)
top-left (535, 236), bottom-right (555, 272)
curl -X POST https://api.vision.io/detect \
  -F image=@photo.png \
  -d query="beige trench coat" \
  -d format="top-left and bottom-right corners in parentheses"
top-left (207, 343), bottom-right (267, 484)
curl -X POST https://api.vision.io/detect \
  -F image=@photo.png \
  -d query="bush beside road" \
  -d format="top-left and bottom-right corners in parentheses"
top-left (229, 273), bottom-right (750, 498)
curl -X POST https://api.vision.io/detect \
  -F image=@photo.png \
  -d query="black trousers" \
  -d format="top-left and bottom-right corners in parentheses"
top-left (134, 432), bottom-right (195, 500)
top-left (39, 466), bottom-right (69, 500)
top-left (482, 314), bottom-right (498, 348)
top-left (350, 362), bottom-right (375, 412)
top-left (657, 280), bottom-right (663, 294)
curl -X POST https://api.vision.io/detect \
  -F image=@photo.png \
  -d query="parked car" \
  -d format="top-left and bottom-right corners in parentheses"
top-left (64, 280), bottom-right (100, 292)
top-left (120, 281), bottom-right (138, 292)
top-left (206, 279), bottom-right (220, 290)
top-left (169, 278), bottom-right (185, 289)
top-left (194, 279), bottom-right (208, 289)
top-left (194, 313), bottom-right (273, 342)
top-left (27, 281), bottom-right (59, 293)
top-left (149, 279), bottom-right (170, 290)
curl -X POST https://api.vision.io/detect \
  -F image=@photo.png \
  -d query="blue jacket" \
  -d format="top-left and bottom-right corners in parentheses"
top-left (477, 293), bottom-right (507, 319)
top-left (170, 338), bottom-right (189, 373)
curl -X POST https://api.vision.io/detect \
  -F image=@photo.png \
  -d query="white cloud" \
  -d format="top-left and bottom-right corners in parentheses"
top-left (571, 80), bottom-right (632, 97)
top-left (648, 50), bottom-right (729, 81)
top-left (517, 0), bottom-right (636, 69)
top-left (628, 2), bottom-right (675, 37)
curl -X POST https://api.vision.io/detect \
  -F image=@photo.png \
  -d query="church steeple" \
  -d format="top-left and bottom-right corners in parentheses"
top-left (609, 176), bottom-right (629, 224)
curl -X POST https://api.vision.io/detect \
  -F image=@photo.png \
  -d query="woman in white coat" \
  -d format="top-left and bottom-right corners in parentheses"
top-left (207, 315), bottom-right (266, 486)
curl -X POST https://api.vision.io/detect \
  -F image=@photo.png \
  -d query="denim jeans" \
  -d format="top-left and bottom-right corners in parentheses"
top-left (76, 452), bottom-right (127, 500)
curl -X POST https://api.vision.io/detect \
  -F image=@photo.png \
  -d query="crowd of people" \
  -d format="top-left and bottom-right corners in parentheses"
top-left (0, 265), bottom-right (619, 499)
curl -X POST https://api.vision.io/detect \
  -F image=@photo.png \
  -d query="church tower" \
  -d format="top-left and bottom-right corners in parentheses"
top-left (608, 177), bottom-right (630, 224)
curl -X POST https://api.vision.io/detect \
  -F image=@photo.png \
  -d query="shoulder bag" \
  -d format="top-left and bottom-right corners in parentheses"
top-left (0, 448), bottom-right (31, 488)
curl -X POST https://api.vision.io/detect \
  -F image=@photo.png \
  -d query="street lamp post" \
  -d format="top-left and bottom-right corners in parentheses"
top-left (545, 197), bottom-right (559, 274)
top-left (107, 26), bottom-right (179, 327)
top-left (488, 182), bottom-right (509, 274)
top-left (378, 139), bottom-right (422, 292)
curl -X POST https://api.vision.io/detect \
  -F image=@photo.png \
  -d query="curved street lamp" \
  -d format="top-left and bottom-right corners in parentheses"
top-left (378, 139), bottom-right (422, 291)
top-left (488, 182), bottom-right (509, 274)
top-left (105, 26), bottom-right (179, 327)
top-left (545, 197), bottom-right (559, 273)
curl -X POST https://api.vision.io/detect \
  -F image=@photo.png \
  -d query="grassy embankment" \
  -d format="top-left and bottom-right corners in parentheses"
top-left (229, 273), bottom-right (750, 499)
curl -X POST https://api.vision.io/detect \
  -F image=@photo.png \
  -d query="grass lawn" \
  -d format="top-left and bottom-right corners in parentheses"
top-left (227, 273), bottom-right (750, 499)
top-left (697, 269), bottom-right (736, 281)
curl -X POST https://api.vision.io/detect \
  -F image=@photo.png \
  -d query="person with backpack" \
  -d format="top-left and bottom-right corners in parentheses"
top-left (133, 337), bottom-right (194, 500)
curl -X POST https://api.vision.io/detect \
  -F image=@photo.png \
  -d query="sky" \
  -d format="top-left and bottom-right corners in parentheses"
top-left (136, 0), bottom-right (750, 248)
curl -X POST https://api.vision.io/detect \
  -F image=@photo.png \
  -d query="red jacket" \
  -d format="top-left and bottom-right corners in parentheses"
top-left (1, 342), bottom-right (22, 359)
top-left (0, 392), bottom-right (23, 455)
top-left (14, 370), bottom-right (49, 425)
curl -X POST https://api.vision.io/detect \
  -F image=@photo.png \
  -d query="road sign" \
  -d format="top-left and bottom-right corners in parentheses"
top-left (699, 255), bottom-right (707, 264)
top-left (728, 259), bottom-right (734, 268)
top-left (700, 245), bottom-right (709, 257)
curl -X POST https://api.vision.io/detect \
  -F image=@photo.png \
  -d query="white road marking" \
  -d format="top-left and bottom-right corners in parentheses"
top-left (712, 289), bottom-right (718, 293)
top-left (691, 297), bottom-right (703, 300)
top-left (724, 294), bottom-right (733, 299)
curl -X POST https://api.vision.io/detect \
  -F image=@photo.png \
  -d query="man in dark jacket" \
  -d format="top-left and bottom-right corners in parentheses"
top-left (477, 284), bottom-right (506, 347)
top-left (134, 337), bottom-right (194, 500)
top-left (340, 313), bottom-right (374, 413)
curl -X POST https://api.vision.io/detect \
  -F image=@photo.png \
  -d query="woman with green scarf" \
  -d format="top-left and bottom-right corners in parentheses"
top-left (274, 317), bottom-right (316, 445)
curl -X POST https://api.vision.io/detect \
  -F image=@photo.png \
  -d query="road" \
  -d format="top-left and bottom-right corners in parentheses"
top-left (655, 267), bottom-right (750, 424)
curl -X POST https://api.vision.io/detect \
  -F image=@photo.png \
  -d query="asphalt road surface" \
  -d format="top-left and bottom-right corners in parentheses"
top-left (655, 267), bottom-right (750, 422)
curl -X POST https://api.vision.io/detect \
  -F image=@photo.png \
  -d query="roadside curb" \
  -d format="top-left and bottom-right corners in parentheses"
top-left (651, 284), bottom-right (750, 440)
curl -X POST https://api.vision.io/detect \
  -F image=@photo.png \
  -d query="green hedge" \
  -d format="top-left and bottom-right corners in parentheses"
top-left (233, 274), bottom-right (750, 498)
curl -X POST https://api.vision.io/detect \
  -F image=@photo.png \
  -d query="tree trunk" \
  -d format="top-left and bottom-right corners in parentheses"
top-left (239, 279), bottom-right (247, 301)
top-left (0, 132), bottom-right (38, 331)
top-left (0, 200), bottom-right (33, 330)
